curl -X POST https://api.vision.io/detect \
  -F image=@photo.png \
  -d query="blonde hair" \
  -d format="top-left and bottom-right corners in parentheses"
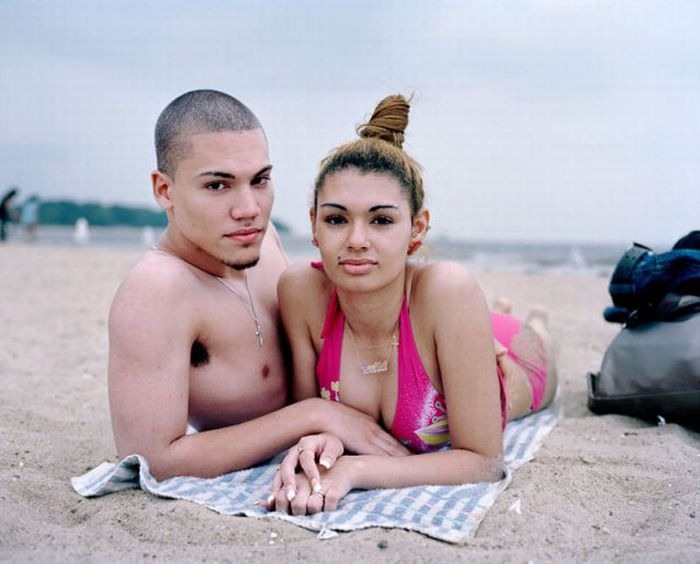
top-left (313, 94), bottom-right (425, 217)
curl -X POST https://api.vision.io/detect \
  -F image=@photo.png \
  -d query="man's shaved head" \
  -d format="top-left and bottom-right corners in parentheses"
top-left (155, 89), bottom-right (262, 177)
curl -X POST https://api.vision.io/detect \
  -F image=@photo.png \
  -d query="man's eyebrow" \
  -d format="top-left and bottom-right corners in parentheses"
top-left (198, 165), bottom-right (273, 179)
top-left (198, 171), bottom-right (235, 179)
top-left (254, 165), bottom-right (274, 177)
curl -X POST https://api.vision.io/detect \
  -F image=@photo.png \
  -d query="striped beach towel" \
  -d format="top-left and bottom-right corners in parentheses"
top-left (72, 406), bottom-right (559, 543)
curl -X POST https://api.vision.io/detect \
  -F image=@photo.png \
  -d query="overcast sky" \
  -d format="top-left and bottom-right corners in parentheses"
top-left (1, 1), bottom-right (698, 245)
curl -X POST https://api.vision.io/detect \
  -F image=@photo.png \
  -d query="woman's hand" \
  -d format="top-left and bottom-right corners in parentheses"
top-left (262, 453), bottom-right (358, 515)
top-left (277, 433), bottom-right (344, 502)
top-left (275, 472), bottom-right (325, 516)
top-left (309, 455), bottom-right (356, 512)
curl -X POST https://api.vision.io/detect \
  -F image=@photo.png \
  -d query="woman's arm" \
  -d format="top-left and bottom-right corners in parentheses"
top-left (426, 261), bottom-right (504, 462)
top-left (319, 447), bottom-right (504, 511)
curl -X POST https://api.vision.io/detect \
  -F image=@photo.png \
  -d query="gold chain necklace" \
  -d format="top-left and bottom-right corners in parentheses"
top-left (346, 321), bottom-right (399, 375)
top-left (215, 273), bottom-right (264, 348)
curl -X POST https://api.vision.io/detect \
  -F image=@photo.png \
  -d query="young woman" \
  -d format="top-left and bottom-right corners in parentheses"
top-left (266, 95), bottom-right (557, 515)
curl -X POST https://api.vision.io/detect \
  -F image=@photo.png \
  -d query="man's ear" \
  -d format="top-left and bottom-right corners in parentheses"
top-left (152, 170), bottom-right (174, 211)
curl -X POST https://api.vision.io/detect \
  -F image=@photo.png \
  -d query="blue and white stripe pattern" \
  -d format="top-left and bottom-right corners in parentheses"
top-left (71, 406), bottom-right (559, 543)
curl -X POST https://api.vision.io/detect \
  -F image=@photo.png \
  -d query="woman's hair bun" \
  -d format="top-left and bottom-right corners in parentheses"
top-left (356, 94), bottom-right (410, 149)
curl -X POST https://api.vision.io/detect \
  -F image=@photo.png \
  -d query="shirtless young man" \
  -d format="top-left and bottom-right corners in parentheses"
top-left (108, 90), bottom-right (407, 480)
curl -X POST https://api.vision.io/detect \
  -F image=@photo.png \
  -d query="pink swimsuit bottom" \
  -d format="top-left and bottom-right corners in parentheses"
top-left (316, 287), bottom-right (547, 453)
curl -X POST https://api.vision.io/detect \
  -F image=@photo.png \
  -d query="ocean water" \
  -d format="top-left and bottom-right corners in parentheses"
top-left (5, 224), bottom-right (626, 277)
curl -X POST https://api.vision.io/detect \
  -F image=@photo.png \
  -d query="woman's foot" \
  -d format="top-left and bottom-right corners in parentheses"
top-left (492, 296), bottom-right (512, 314)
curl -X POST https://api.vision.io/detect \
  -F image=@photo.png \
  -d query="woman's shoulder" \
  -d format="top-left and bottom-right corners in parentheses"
top-left (407, 261), bottom-right (487, 325)
top-left (408, 261), bottom-right (491, 342)
top-left (409, 260), bottom-right (481, 297)
top-left (280, 260), bottom-right (326, 286)
top-left (279, 260), bottom-right (331, 303)
top-left (278, 261), bottom-right (332, 333)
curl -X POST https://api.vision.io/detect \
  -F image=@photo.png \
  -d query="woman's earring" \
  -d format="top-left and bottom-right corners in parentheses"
top-left (408, 241), bottom-right (422, 255)
top-left (311, 238), bottom-right (318, 247)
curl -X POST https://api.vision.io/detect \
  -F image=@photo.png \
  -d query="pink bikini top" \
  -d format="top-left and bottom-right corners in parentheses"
top-left (316, 287), bottom-right (450, 453)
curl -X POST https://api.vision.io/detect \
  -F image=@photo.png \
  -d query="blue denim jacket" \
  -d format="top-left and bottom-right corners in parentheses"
top-left (605, 231), bottom-right (700, 324)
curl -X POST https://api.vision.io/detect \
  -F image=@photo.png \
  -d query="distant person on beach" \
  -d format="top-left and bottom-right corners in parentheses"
top-left (20, 194), bottom-right (40, 242)
top-left (1, 187), bottom-right (19, 242)
top-left (73, 217), bottom-right (90, 246)
top-left (108, 90), bottom-right (408, 480)
top-left (264, 95), bottom-right (558, 514)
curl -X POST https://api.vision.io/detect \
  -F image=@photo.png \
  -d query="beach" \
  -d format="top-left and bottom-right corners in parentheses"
top-left (1, 243), bottom-right (698, 562)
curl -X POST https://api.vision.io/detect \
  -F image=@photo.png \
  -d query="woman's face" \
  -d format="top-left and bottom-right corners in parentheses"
top-left (312, 168), bottom-right (427, 292)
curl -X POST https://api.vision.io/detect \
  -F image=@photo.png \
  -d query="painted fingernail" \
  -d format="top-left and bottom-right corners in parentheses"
top-left (312, 480), bottom-right (322, 493)
top-left (286, 486), bottom-right (296, 501)
top-left (319, 457), bottom-right (332, 469)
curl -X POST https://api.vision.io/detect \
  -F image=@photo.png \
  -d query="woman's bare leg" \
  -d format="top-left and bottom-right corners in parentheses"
top-left (502, 306), bottom-right (558, 420)
top-left (521, 307), bottom-right (558, 411)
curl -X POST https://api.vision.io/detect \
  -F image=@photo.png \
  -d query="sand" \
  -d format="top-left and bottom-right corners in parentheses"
top-left (1, 244), bottom-right (698, 562)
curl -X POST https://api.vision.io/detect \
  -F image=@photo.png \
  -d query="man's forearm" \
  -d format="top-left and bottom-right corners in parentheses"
top-left (142, 398), bottom-right (327, 480)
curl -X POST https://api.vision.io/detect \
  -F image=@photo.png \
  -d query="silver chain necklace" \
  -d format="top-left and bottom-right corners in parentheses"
top-left (150, 245), bottom-right (263, 347)
top-left (215, 273), bottom-right (264, 348)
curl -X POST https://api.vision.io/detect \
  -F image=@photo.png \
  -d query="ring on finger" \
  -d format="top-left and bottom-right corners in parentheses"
top-left (296, 447), bottom-right (308, 455)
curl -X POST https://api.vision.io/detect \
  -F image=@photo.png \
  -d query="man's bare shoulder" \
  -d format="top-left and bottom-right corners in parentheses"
top-left (259, 223), bottom-right (289, 271)
top-left (109, 250), bottom-right (204, 328)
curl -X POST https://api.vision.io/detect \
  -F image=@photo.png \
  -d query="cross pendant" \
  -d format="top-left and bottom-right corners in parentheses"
top-left (255, 321), bottom-right (264, 348)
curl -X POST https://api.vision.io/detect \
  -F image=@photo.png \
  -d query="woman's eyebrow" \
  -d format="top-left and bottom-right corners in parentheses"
top-left (319, 203), bottom-right (399, 212)
top-left (320, 203), bottom-right (347, 211)
top-left (369, 204), bottom-right (399, 212)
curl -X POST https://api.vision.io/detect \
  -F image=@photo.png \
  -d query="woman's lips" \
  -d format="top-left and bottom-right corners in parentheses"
top-left (338, 258), bottom-right (376, 275)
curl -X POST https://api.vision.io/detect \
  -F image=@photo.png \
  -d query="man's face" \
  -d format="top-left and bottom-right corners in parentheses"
top-left (158, 128), bottom-right (274, 269)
